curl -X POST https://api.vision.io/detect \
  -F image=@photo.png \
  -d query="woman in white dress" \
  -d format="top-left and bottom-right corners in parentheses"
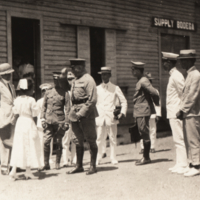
top-left (9, 78), bottom-right (44, 180)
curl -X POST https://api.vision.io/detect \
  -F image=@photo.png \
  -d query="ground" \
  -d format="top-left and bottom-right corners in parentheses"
top-left (0, 127), bottom-right (200, 200)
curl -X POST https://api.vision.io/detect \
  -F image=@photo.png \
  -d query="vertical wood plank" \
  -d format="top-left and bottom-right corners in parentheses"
top-left (105, 29), bottom-right (116, 84)
top-left (77, 26), bottom-right (90, 74)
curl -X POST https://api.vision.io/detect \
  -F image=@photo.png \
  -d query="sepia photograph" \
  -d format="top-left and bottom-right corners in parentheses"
top-left (0, 0), bottom-right (200, 199)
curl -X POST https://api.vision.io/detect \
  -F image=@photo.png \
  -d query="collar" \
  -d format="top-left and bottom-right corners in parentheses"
top-left (187, 66), bottom-right (196, 74)
top-left (169, 67), bottom-right (176, 76)
top-left (102, 81), bottom-right (110, 87)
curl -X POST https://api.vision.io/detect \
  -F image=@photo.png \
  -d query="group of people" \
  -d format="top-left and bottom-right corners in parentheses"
top-left (0, 48), bottom-right (199, 181)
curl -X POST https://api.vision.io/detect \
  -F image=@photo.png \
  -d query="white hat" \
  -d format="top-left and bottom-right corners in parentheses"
top-left (18, 79), bottom-right (28, 90)
top-left (130, 61), bottom-right (145, 69)
top-left (178, 49), bottom-right (196, 59)
top-left (0, 63), bottom-right (14, 75)
top-left (162, 52), bottom-right (179, 60)
top-left (39, 83), bottom-right (52, 90)
top-left (98, 66), bottom-right (112, 74)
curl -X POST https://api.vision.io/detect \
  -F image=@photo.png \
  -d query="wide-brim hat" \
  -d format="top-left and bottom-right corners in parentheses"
top-left (178, 49), bottom-right (197, 59)
top-left (98, 66), bottom-right (112, 74)
top-left (69, 58), bottom-right (86, 67)
top-left (146, 72), bottom-right (154, 80)
top-left (130, 61), bottom-right (145, 69)
top-left (162, 52), bottom-right (179, 60)
top-left (0, 63), bottom-right (14, 75)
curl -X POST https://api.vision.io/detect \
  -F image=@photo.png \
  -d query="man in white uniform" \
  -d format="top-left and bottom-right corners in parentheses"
top-left (140, 72), bottom-right (161, 153)
top-left (162, 52), bottom-right (188, 174)
top-left (96, 67), bottom-right (127, 165)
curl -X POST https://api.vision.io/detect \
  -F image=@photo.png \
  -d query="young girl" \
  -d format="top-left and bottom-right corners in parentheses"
top-left (9, 78), bottom-right (44, 180)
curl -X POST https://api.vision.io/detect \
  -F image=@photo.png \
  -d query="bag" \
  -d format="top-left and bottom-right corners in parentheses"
top-left (129, 123), bottom-right (141, 143)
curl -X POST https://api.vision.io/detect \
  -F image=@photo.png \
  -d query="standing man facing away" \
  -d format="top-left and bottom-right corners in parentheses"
top-left (95, 67), bottom-right (127, 165)
top-left (176, 50), bottom-right (200, 177)
top-left (131, 61), bottom-right (159, 165)
top-left (162, 52), bottom-right (188, 174)
top-left (67, 58), bottom-right (98, 175)
top-left (0, 63), bottom-right (16, 175)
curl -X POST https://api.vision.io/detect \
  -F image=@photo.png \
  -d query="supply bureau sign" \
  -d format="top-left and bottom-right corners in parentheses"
top-left (152, 17), bottom-right (197, 31)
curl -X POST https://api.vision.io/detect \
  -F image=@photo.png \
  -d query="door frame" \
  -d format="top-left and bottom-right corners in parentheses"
top-left (7, 11), bottom-right (44, 84)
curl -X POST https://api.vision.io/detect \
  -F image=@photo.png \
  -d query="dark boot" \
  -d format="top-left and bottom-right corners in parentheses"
top-left (135, 141), bottom-right (151, 166)
top-left (67, 146), bottom-right (84, 174)
top-left (55, 147), bottom-right (62, 170)
top-left (41, 151), bottom-right (50, 171)
top-left (86, 144), bottom-right (98, 175)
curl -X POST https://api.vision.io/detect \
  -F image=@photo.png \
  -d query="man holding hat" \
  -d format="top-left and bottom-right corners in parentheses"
top-left (131, 61), bottom-right (159, 165)
top-left (67, 58), bottom-right (98, 175)
top-left (41, 72), bottom-right (70, 170)
top-left (176, 49), bottom-right (200, 177)
top-left (162, 52), bottom-right (188, 174)
top-left (140, 72), bottom-right (161, 154)
top-left (95, 66), bottom-right (127, 165)
top-left (0, 63), bottom-right (16, 175)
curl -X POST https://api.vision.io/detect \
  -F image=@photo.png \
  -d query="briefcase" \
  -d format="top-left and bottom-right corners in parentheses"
top-left (129, 123), bottom-right (141, 143)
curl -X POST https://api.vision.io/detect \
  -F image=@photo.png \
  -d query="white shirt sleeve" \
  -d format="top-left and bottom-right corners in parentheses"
top-left (115, 86), bottom-right (127, 116)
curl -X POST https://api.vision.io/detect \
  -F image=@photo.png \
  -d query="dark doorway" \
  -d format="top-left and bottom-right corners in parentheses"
top-left (161, 34), bottom-right (189, 118)
top-left (90, 27), bottom-right (105, 85)
top-left (12, 17), bottom-right (41, 100)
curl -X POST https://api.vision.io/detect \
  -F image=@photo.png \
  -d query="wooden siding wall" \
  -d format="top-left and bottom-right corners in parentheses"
top-left (0, 10), bottom-right (7, 64)
top-left (0, 0), bottom-right (199, 115)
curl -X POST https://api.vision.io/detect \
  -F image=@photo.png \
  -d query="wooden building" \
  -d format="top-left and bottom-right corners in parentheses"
top-left (0, 0), bottom-right (200, 123)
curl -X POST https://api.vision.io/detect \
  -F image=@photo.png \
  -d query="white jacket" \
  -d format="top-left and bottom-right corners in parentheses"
top-left (95, 82), bottom-right (127, 126)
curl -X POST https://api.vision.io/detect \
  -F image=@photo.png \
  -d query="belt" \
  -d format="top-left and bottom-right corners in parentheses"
top-left (72, 98), bottom-right (88, 105)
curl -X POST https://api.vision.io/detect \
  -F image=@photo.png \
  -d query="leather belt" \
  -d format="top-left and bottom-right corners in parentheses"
top-left (72, 98), bottom-right (88, 105)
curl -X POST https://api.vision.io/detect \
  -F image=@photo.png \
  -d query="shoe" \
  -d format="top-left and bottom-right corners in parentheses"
top-left (55, 163), bottom-right (60, 170)
top-left (168, 165), bottom-right (178, 171)
top-left (40, 165), bottom-right (51, 171)
top-left (86, 165), bottom-right (97, 175)
top-left (139, 149), bottom-right (144, 154)
top-left (67, 166), bottom-right (84, 174)
top-left (9, 174), bottom-right (17, 181)
top-left (16, 168), bottom-right (26, 173)
top-left (150, 149), bottom-right (155, 153)
top-left (63, 164), bottom-right (70, 168)
top-left (184, 168), bottom-right (200, 177)
top-left (135, 157), bottom-right (151, 166)
top-left (176, 167), bottom-right (190, 174)
top-left (111, 160), bottom-right (118, 165)
top-left (102, 153), bottom-right (107, 158)
top-left (1, 170), bottom-right (9, 175)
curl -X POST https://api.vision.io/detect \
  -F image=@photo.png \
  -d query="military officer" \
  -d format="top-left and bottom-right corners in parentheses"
top-left (67, 58), bottom-right (98, 175)
top-left (41, 72), bottom-right (70, 170)
top-left (131, 61), bottom-right (159, 165)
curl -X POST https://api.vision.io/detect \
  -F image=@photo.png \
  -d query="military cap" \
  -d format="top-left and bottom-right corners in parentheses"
top-left (98, 66), bottom-right (112, 74)
top-left (178, 49), bottom-right (197, 59)
top-left (39, 83), bottom-right (52, 90)
top-left (0, 63), bottom-right (14, 75)
top-left (131, 61), bottom-right (145, 69)
top-left (145, 72), bottom-right (154, 80)
top-left (52, 72), bottom-right (61, 79)
top-left (162, 52), bottom-right (179, 60)
top-left (69, 58), bottom-right (86, 67)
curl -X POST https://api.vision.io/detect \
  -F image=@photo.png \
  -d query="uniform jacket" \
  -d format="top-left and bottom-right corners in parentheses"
top-left (166, 67), bottom-right (185, 119)
top-left (95, 82), bottom-right (127, 126)
top-left (0, 78), bottom-right (16, 128)
top-left (41, 87), bottom-right (70, 124)
top-left (133, 76), bottom-right (159, 117)
top-left (70, 73), bottom-right (98, 119)
top-left (180, 66), bottom-right (200, 118)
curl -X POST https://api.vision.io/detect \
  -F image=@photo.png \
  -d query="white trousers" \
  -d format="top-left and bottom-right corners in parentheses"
top-left (62, 127), bottom-right (76, 165)
top-left (140, 118), bottom-right (156, 149)
top-left (96, 124), bottom-right (117, 162)
top-left (169, 118), bottom-right (188, 168)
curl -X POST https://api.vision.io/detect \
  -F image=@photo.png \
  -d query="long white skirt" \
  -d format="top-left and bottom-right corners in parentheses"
top-left (10, 116), bottom-right (44, 169)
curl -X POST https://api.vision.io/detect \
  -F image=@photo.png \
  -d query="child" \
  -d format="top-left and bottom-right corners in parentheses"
top-left (9, 78), bottom-right (43, 180)
top-left (36, 83), bottom-right (53, 169)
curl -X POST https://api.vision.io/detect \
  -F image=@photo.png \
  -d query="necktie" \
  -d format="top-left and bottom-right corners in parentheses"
top-left (7, 83), bottom-right (13, 97)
